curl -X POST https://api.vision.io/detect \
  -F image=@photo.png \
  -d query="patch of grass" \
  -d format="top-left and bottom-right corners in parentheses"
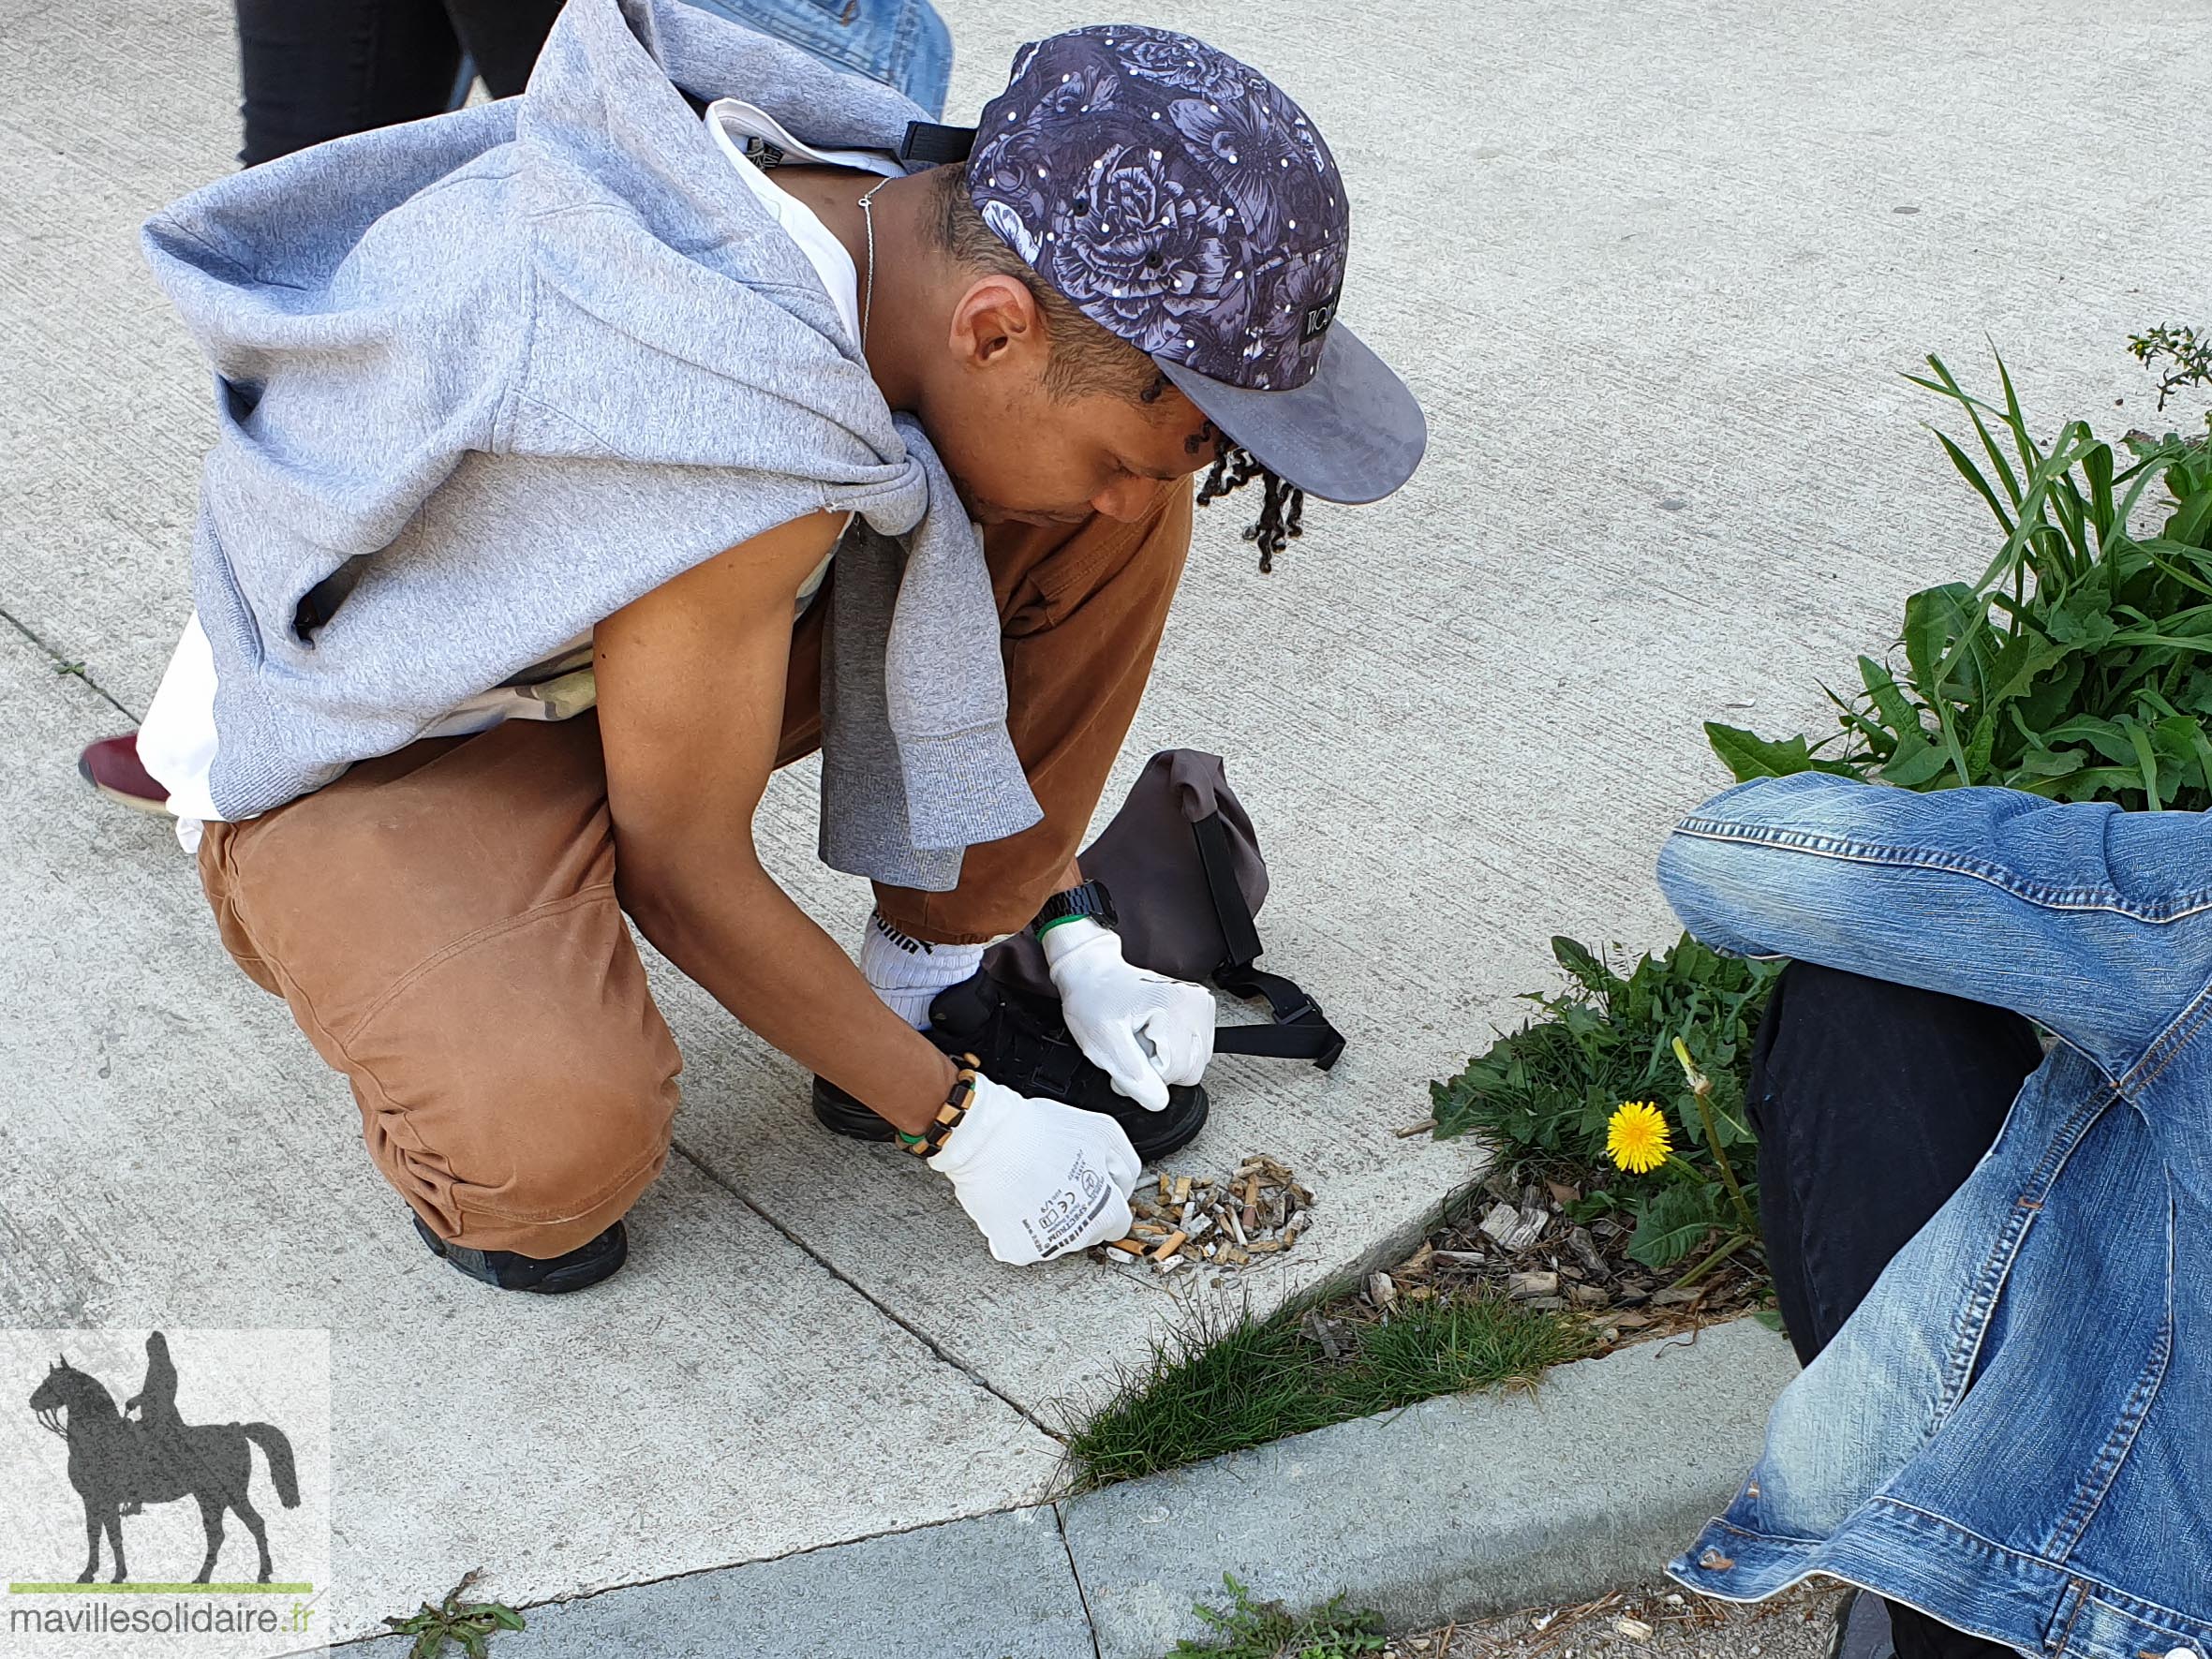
top-left (1352, 1294), bottom-right (1591, 1400)
top-left (1171, 1574), bottom-right (1385, 1659)
top-left (1061, 1292), bottom-right (1592, 1492)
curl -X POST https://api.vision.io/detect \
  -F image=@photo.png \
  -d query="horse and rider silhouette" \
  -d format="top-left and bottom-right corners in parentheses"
top-left (27, 1332), bottom-right (300, 1585)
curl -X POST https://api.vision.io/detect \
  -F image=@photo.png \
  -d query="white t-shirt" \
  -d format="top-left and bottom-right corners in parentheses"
top-left (140, 104), bottom-right (893, 850)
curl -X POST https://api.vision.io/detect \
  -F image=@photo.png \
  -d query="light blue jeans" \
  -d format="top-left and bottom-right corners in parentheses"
top-left (676, 0), bottom-right (951, 117)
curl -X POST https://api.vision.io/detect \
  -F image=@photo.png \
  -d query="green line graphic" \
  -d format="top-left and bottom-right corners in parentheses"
top-left (8, 1584), bottom-right (315, 1594)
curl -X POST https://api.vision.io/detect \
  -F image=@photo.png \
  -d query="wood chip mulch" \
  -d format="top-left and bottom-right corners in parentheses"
top-left (1387, 1575), bottom-right (1848, 1659)
top-left (1329, 1160), bottom-right (1772, 1351)
top-left (1081, 1148), bottom-right (1774, 1363)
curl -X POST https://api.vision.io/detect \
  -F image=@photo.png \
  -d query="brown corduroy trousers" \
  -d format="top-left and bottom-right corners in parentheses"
top-left (196, 481), bottom-right (1193, 1255)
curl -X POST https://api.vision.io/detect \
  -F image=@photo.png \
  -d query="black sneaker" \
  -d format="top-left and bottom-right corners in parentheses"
top-left (410, 1212), bottom-right (629, 1294)
top-left (812, 970), bottom-right (1210, 1163)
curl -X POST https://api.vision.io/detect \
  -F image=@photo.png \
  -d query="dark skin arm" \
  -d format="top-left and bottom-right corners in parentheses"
top-left (595, 511), bottom-right (958, 1134)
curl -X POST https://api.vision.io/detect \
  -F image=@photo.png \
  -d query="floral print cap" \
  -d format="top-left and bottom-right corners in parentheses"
top-left (966, 24), bottom-right (1425, 503)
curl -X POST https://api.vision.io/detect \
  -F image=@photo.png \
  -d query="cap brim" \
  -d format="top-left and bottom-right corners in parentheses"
top-left (1156, 323), bottom-right (1425, 506)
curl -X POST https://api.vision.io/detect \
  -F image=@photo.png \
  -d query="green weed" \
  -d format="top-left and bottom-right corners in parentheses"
top-left (1708, 344), bottom-right (2212, 812)
top-left (2129, 323), bottom-right (2212, 412)
top-left (380, 1570), bottom-right (525, 1659)
top-left (1428, 934), bottom-right (1779, 1274)
top-left (1169, 1574), bottom-right (1386, 1659)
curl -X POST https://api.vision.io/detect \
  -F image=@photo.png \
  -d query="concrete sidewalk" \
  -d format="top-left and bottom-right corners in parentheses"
top-left (331, 1320), bottom-right (1803, 1659)
top-left (4, 0), bottom-right (2206, 1647)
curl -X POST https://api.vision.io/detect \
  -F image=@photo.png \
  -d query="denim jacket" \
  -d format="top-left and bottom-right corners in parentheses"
top-left (1655, 774), bottom-right (2212, 1658)
top-left (679, 0), bottom-right (951, 114)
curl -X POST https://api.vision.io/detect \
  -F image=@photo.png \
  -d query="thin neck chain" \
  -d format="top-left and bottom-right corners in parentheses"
top-left (857, 175), bottom-right (893, 350)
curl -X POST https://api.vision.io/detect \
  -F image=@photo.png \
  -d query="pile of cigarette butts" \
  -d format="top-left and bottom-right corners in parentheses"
top-left (1089, 1153), bottom-right (1313, 1282)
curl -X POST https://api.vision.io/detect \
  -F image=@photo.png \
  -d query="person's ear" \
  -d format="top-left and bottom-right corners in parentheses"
top-left (947, 274), bottom-right (1046, 376)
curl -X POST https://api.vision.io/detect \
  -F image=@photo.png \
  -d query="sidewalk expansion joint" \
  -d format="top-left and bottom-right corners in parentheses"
top-left (670, 1135), bottom-right (1069, 1448)
top-left (2, 602), bottom-right (142, 723)
top-left (1053, 1501), bottom-right (1106, 1659)
top-left (323, 1503), bottom-right (1076, 1652)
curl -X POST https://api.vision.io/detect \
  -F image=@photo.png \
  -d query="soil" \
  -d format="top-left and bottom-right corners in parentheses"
top-left (1384, 1575), bottom-right (1848, 1659)
top-left (1318, 1156), bottom-right (1777, 1354)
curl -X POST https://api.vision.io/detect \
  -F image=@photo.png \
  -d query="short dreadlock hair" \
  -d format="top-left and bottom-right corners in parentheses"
top-left (928, 163), bottom-right (1307, 571)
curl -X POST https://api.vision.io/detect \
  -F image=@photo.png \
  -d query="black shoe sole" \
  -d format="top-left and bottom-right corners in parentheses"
top-left (811, 1071), bottom-right (1210, 1164)
top-left (411, 1212), bottom-right (629, 1294)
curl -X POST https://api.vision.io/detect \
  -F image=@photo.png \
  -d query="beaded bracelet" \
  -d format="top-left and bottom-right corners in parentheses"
top-left (896, 1053), bottom-right (982, 1158)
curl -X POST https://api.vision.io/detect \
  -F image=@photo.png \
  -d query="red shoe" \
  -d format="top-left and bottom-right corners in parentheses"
top-left (78, 733), bottom-right (170, 813)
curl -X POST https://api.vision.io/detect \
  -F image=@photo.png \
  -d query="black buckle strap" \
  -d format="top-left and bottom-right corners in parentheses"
top-left (1213, 963), bottom-right (1346, 1071)
top-left (899, 121), bottom-right (975, 165)
top-left (1194, 810), bottom-right (1345, 1072)
top-left (1213, 1022), bottom-right (1347, 1069)
top-left (1194, 812), bottom-right (1263, 970)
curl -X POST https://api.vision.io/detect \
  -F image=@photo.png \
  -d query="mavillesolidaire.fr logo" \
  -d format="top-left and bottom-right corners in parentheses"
top-left (5, 1328), bottom-right (331, 1657)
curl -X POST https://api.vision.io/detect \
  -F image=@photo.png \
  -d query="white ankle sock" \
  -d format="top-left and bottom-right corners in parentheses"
top-left (860, 911), bottom-right (986, 1028)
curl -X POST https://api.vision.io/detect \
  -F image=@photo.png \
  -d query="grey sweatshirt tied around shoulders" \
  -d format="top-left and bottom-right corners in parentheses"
top-left (141, 0), bottom-right (1040, 891)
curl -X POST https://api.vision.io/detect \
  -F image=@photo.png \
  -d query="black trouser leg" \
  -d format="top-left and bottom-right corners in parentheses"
top-left (234, 0), bottom-right (463, 166)
top-left (1744, 961), bottom-right (2042, 1659)
top-left (440, 0), bottom-right (569, 97)
top-left (232, 0), bottom-right (561, 168)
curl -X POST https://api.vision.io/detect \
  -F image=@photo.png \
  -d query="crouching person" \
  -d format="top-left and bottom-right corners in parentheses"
top-left (130, 0), bottom-right (1425, 1289)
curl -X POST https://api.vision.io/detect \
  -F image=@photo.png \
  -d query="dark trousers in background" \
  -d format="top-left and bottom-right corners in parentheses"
top-left (1748, 962), bottom-right (2044, 1659)
top-left (233, 0), bottom-right (566, 166)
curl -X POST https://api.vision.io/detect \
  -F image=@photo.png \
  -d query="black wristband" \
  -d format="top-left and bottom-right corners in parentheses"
top-left (1030, 878), bottom-right (1118, 939)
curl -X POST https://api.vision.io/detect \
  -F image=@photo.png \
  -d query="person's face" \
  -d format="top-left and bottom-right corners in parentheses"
top-left (916, 274), bottom-right (1219, 526)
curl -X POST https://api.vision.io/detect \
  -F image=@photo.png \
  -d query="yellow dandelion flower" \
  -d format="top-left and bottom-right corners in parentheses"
top-left (1607, 1101), bottom-right (1672, 1175)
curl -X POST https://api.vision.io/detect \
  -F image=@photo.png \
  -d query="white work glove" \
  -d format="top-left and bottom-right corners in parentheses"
top-left (929, 1073), bottom-right (1141, 1265)
top-left (1044, 917), bottom-right (1216, 1112)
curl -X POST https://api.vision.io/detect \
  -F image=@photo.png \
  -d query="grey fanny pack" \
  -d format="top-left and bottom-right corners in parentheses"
top-left (982, 748), bottom-right (1345, 1070)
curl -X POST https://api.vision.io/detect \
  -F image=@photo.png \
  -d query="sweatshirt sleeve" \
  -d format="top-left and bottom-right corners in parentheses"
top-left (870, 479), bottom-right (1195, 944)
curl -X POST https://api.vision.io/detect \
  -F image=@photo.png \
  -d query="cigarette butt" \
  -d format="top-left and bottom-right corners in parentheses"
top-left (1151, 1230), bottom-right (1188, 1262)
top-left (1248, 1238), bottom-right (1284, 1253)
top-left (1157, 1174), bottom-right (1172, 1204)
top-left (1106, 1237), bottom-right (1148, 1257)
top-left (1173, 1177), bottom-right (1192, 1204)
